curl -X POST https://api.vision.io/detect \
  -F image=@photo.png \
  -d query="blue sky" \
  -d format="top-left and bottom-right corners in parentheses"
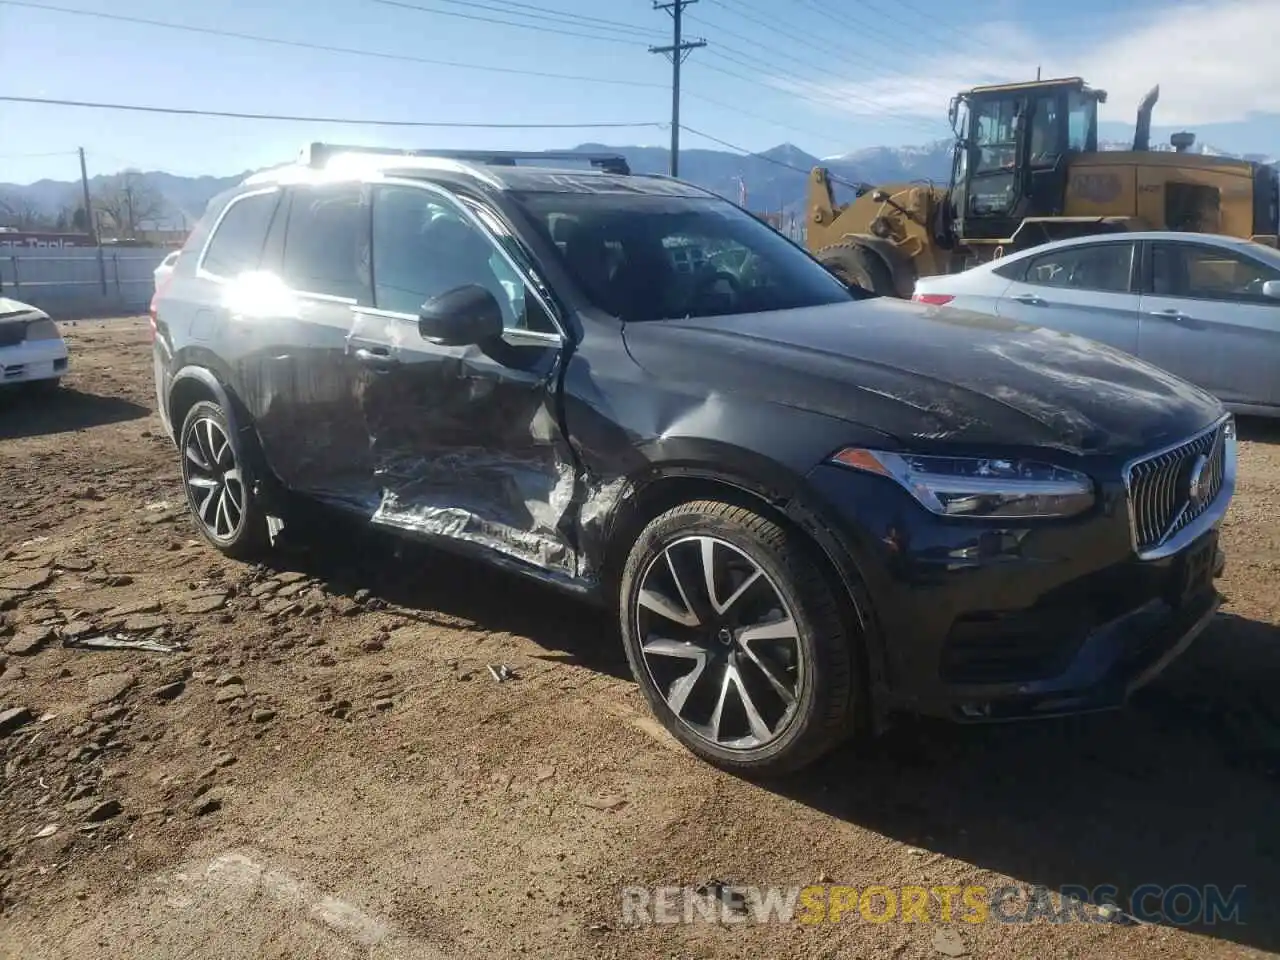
top-left (2, 0), bottom-right (1278, 184)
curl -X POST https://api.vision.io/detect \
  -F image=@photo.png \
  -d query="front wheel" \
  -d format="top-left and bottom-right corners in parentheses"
top-left (178, 399), bottom-right (270, 560)
top-left (619, 500), bottom-right (860, 777)
top-left (816, 242), bottom-right (897, 298)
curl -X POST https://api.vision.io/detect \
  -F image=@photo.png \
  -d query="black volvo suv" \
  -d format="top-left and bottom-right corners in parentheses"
top-left (152, 144), bottom-right (1234, 776)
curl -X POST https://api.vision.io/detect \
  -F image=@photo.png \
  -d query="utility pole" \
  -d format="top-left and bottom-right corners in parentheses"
top-left (77, 147), bottom-right (96, 243)
top-left (79, 147), bottom-right (107, 294)
top-left (649, 0), bottom-right (706, 178)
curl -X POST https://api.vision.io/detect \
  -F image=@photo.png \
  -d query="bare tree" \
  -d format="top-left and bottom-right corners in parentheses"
top-left (92, 171), bottom-right (166, 239)
top-left (0, 191), bottom-right (52, 230)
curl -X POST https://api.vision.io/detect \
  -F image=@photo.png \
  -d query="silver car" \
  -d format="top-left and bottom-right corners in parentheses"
top-left (913, 231), bottom-right (1280, 418)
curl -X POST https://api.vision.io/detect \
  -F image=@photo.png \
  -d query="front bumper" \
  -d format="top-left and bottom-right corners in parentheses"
top-left (803, 455), bottom-right (1230, 723)
top-left (1, 338), bottom-right (68, 384)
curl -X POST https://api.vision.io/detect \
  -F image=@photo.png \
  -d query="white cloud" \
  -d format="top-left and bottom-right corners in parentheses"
top-left (769, 0), bottom-right (1280, 129)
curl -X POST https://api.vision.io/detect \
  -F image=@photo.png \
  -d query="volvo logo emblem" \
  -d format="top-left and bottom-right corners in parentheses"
top-left (1187, 453), bottom-right (1209, 506)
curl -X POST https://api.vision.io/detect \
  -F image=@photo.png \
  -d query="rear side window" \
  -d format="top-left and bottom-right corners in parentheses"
top-left (281, 184), bottom-right (370, 303)
top-left (200, 190), bottom-right (280, 279)
top-left (991, 257), bottom-right (1026, 280)
top-left (1023, 242), bottom-right (1134, 294)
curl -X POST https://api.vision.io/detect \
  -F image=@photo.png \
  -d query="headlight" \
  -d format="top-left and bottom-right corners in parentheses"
top-left (831, 448), bottom-right (1095, 519)
top-left (24, 318), bottom-right (60, 341)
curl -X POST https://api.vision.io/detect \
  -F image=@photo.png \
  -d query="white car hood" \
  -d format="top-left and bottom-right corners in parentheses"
top-left (0, 296), bottom-right (48, 320)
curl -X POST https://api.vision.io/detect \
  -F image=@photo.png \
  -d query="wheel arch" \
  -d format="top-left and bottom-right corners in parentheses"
top-left (168, 366), bottom-right (238, 445)
top-left (167, 365), bottom-right (283, 509)
top-left (817, 235), bottom-right (916, 299)
top-left (597, 463), bottom-right (890, 725)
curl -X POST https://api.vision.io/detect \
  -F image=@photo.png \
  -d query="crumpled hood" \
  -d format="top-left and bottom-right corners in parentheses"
top-left (622, 298), bottom-right (1224, 456)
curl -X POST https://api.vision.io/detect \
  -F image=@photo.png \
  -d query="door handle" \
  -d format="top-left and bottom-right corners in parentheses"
top-left (1011, 293), bottom-right (1044, 305)
top-left (352, 346), bottom-right (399, 369)
top-left (1148, 308), bottom-right (1193, 323)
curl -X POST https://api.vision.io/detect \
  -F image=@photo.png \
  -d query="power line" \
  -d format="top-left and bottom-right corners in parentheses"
top-left (689, 3), bottom-right (951, 106)
top-left (787, 0), bottom-right (986, 63)
top-left (0, 95), bottom-right (665, 128)
top-left (0, 0), bottom-right (666, 89)
top-left (681, 89), bottom-right (856, 150)
top-left (423, 0), bottom-right (660, 38)
top-left (0, 150), bottom-right (78, 159)
top-left (679, 123), bottom-right (869, 190)
top-left (369, 0), bottom-right (650, 44)
top-left (0, 0), bottom-right (886, 154)
top-left (693, 50), bottom-right (944, 137)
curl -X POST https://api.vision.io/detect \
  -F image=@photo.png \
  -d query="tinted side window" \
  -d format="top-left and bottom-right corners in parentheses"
top-left (1023, 243), bottom-right (1133, 294)
top-left (281, 184), bottom-right (370, 303)
top-left (992, 257), bottom-right (1026, 280)
top-left (371, 185), bottom-right (549, 330)
top-left (1152, 242), bottom-right (1280, 302)
top-left (200, 191), bottom-right (280, 279)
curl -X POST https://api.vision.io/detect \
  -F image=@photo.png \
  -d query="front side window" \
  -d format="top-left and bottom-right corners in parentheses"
top-left (370, 185), bottom-right (550, 331)
top-left (1028, 96), bottom-right (1062, 167)
top-left (511, 192), bottom-right (851, 322)
top-left (1066, 90), bottom-right (1096, 152)
top-left (970, 97), bottom-right (1019, 176)
top-left (200, 190), bottom-right (279, 279)
top-left (1023, 243), bottom-right (1134, 294)
top-left (281, 183), bottom-right (370, 303)
top-left (1152, 242), bottom-right (1280, 301)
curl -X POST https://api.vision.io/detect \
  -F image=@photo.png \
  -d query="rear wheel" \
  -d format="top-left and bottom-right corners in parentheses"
top-left (619, 500), bottom-right (859, 777)
top-left (817, 242), bottom-right (897, 297)
top-left (178, 399), bottom-right (269, 560)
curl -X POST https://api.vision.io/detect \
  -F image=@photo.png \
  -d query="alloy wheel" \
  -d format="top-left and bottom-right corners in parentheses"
top-left (634, 535), bottom-right (804, 750)
top-left (183, 417), bottom-right (245, 542)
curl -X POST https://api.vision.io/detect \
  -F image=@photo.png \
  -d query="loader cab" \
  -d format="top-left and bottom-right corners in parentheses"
top-left (948, 77), bottom-right (1103, 242)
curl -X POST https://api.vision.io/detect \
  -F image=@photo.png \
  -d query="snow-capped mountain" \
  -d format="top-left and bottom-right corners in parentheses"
top-left (2, 138), bottom-right (1275, 231)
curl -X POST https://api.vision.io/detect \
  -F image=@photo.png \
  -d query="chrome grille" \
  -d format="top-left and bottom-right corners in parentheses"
top-left (1127, 423), bottom-right (1227, 552)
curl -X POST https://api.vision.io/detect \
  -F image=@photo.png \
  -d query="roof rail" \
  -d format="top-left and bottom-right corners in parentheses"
top-left (300, 143), bottom-right (631, 175)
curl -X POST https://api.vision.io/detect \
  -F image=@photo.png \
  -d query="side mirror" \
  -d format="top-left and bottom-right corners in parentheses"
top-left (418, 284), bottom-right (504, 345)
top-left (1262, 279), bottom-right (1280, 300)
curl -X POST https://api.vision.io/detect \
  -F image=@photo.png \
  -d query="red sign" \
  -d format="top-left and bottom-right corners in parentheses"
top-left (0, 232), bottom-right (94, 249)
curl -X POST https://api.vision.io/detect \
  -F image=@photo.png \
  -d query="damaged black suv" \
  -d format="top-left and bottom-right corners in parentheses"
top-left (153, 144), bottom-right (1235, 776)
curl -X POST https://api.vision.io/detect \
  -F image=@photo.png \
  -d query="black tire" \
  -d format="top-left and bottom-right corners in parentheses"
top-left (817, 242), bottom-right (897, 298)
top-left (619, 500), bottom-right (859, 777)
top-left (178, 399), bottom-right (270, 560)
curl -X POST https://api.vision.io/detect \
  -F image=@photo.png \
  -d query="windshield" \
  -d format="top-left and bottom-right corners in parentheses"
top-left (510, 192), bottom-right (852, 322)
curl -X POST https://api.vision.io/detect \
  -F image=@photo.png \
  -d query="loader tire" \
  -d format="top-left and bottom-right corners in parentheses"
top-left (816, 242), bottom-right (898, 298)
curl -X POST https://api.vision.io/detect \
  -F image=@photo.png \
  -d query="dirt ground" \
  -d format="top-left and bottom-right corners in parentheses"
top-left (1, 317), bottom-right (1278, 960)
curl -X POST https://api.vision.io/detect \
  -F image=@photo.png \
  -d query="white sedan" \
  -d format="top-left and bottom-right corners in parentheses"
top-left (913, 231), bottom-right (1280, 418)
top-left (0, 297), bottom-right (68, 389)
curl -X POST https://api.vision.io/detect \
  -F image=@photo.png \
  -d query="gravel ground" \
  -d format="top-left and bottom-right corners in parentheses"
top-left (1, 317), bottom-right (1278, 960)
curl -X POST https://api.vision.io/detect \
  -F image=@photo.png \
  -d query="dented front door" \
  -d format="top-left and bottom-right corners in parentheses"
top-left (351, 182), bottom-right (579, 578)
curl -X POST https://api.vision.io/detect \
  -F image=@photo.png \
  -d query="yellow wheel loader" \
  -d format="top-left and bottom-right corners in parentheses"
top-left (807, 77), bottom-right (1280, 297)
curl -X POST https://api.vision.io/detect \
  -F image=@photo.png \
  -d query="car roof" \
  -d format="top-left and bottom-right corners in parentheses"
top-left (998, 230), bottom-right (1269, 260)
top-left (242, 150), bottom-right (713, 199)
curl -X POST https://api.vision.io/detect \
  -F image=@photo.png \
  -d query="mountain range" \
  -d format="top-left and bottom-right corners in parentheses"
top-left (2, 138), bottom-right (1277, 233)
